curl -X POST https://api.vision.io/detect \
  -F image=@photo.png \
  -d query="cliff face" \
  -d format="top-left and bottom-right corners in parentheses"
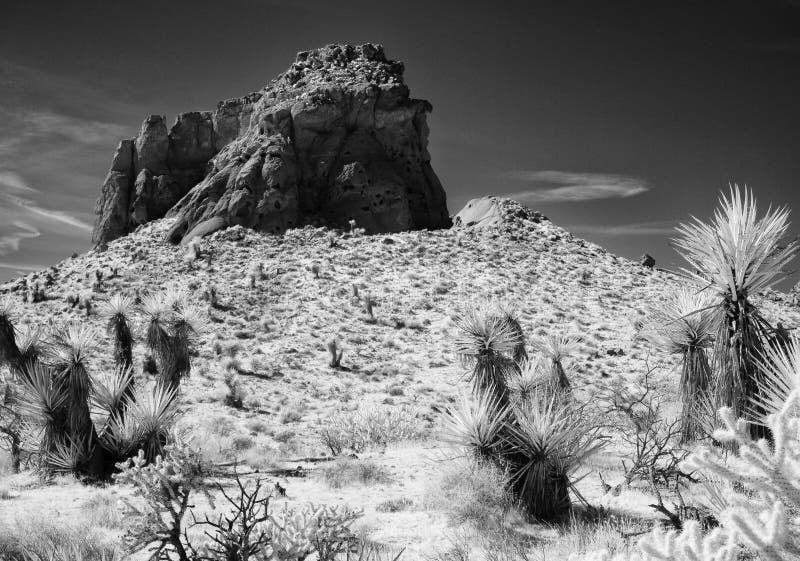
top-left (92, 43), bottom-right (451, 246)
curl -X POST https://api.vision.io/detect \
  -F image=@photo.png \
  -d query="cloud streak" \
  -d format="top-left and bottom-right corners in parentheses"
top-left (500, 170), bottom-right (651, 203)
top-left (567, 220), bottom-right (677, 236)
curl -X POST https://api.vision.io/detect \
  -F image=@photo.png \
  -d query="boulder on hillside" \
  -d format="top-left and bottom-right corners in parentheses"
top-left (640, 253), bottom-right (656, 268)
top-left (92, 43), bottom-right (451, 246)
top-left (452, 196), bottom-right (545, 228)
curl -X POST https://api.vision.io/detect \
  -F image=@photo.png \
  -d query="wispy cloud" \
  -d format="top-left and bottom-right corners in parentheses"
top-left (500, 170), bottom-right (651, 203)
top-left (0, 221), bottom-right (41, 255)
top-left (567, 220), bottom-right (677, 236)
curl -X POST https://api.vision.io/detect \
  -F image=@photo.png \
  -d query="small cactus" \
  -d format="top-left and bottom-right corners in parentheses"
top-left (327, 339), bottom-right (343, 368)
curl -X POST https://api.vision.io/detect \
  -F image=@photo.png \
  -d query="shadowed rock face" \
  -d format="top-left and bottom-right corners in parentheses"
top-left (92, 43), bottom-right (451, 246)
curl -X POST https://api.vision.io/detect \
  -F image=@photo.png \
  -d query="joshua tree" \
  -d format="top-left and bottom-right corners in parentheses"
top-left (647, 288), bottom-right (716, 441)
top-left (674, 186), bottom-right (797, 438)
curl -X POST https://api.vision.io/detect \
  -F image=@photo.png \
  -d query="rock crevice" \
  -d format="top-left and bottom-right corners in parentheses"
top-left (92, 43), bottom-right (451, 245)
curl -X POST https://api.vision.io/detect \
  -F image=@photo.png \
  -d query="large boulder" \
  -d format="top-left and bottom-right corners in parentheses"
top-left (92, 43), bottom-right (451, 246)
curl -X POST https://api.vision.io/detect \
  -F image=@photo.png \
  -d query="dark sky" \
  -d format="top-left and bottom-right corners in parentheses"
top-left (1, 0), bottom-right (799, 287)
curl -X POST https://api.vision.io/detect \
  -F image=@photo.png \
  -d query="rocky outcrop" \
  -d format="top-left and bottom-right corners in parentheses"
top-left (452, 197), bottom-right (545, 229)
top-left (92, 43), bottom-right (451, 246)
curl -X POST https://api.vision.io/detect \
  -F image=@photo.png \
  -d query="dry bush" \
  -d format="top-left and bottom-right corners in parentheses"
top-left (317, 457), bottom-right (393, 489)
top-left (318, 406), bottom-right (424, 455)
top-left (425, 456), bottom-right (516, 529)
top-left (0, 512), bottom-right (122, 560)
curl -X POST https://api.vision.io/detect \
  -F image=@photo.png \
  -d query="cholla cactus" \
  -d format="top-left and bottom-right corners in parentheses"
top-left (571, 388), bottom-right (800, 561)
top-left (647, 288), bottom-right (716, 441)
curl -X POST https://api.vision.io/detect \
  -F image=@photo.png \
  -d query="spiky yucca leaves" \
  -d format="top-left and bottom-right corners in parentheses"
top-left (442, 386), bottom-right (510, 460)
top-left (455, 305), bottom-right (520, 404)
top-left (16, 325), bottom-right (44, 365)
top-left (15, 360), bottom-right (68, 459)
top-left (674, 186), bottom-right (797, 439)
top-left (92, 366), bottom-right (135, 425)
top-left (753, 334), bottom-right (800, 423)
top-left (507, 358), bottom-right (545, 407)
top-left (499, 306), bottom-right (528, 364)
top-left (648, 288), bottom-right (716, 441)
top-left (49, 324), bottom-right (99, 449)
top-left (505, 396), bottom-right (605, 520)
top-left (100, 294), bottom-right (135, 371)
top-left (0, 299), bottom-right (23, 376)
top-left (101, 382), bottom-right (178, 462)
top-left (530, 335), bottom-right (579, 394)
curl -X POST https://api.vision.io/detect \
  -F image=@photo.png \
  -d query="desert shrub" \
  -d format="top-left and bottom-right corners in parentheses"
top-left (318, 406), bottom-right (424, 455)
top-left (425, 456), bottom-right (515, 529)
top-left (0, 512), bottom-right (122, 560)
top-left (375, 497), bottom-right (413, 513)
top-left (223, 371), bottom-right (246, 409)
top-left (317, 458), bottom-right (392, 489)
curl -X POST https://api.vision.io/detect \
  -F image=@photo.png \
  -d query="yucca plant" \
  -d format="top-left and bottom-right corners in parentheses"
top-left (500, 306), bottom-right (528, 364)
top-left (101, 382), bottom-right (178, 462)
top-left (674, 185), bottom-right (798, 439)
top-left (455, 305), bottom-right (520, 403)
top-left (99, 294), bottom-right (135, 373)
top-left (92, 365), bottom-right (135, 425)
top-left (507, 358), bottom-right (546, 407)
top-left (141, 292), bottom-right (199, 391)
top-left (441, 385), bottom-right (510, 460)
top-left (165, 305), bottom-right (201, 390)
top-left (16, 325), bottom-right (44, 365)
top-left (504, 395), bottom-right (605, 520)
top-left (530, 334), bottom-right (579, 395)
top-left (48, 324), bottom-right (98, 453)
top-left (647, 288), bottom-right (716, 441)
top-left (141, 292), bottom-right (173, 374)
top-left (14, 360), bottom-right (68, 462)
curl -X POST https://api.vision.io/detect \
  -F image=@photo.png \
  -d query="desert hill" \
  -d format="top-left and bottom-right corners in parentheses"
top-left (2, 195), bottom-right (800, 558)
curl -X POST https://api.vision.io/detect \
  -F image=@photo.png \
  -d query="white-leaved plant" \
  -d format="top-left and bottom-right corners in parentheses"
top-left (569, 387), bottom-right (800, 561)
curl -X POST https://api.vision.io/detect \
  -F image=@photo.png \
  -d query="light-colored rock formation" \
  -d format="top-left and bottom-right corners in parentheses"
top-left (92, 43), bottom-right (451, 246)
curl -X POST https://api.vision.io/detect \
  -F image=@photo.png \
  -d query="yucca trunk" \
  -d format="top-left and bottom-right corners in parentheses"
top-left (680, 346), bottom-right (712, 441)
top-left (715, 297), bottom-right (771, 441)
top-left (110, 317), bottom-right (135, 403)
top-left (551, 359), bottom-right (571, 392)
top-left (146, 318), bottom-right (172, 375)
top-left (0, 315), bottom-right (23, 378)
top-left (473, 353), bottom-right (513, 405)
top-left (513, 464), bottom-right (571, 520)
